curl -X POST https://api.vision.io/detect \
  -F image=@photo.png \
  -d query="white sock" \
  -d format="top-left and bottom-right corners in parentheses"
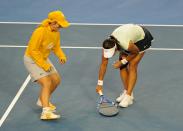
top-left (37, 99), bottom-right (42, 106)
top-left (42, 107), bottom-right (51, 112)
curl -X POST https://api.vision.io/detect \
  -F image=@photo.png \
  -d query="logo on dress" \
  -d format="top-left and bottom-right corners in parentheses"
top-left (47, 42), bottom-right (54, 49)
top-left (144, 45), bottom-right (148, 49)
top-left (40, 73), bottom-right (44, 75)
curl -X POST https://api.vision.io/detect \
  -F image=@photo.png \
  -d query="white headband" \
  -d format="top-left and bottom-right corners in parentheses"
top-left (103, 44), bottom-right (116, 58)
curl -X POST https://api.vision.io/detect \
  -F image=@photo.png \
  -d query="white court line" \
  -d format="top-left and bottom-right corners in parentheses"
top-left (0, 75), bottom-right (31, 127)
top-left (0, 45), bottom-right (101, 49)
top-left (149, 48), bottom-right (183, 51)
top-left (0, 22), bottom-right (183, 27)
top-left (0, 45), bottom-right (183, 51)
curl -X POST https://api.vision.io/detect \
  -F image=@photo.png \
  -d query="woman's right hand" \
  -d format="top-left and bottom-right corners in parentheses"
top-left (45, 66), bottom-right (52, 72)
top-left (96, 85), bottom-right (103, 94)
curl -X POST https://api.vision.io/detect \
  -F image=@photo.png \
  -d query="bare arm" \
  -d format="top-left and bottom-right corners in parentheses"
top-left (98, 55), bottom-right (108, 80)
top-left (113, 41), bottom-right (139, 69)
top-left (96, 53), bottom-right (109, 95)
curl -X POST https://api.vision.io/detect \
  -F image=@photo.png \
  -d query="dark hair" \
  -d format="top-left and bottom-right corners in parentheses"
top-left (102, 38), bottom-right (116, 49)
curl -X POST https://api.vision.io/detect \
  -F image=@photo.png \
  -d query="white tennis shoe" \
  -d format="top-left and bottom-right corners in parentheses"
top-left (116, 90), bottom-right (127, 102)
top-left (116, 90), bottom-right (134, 103)
top-left (119, 94), bottom-right (133, 108)
top-left (40, 107), bottom-right (60, 120)
top-left (37, 99), bottom-right (56, 111)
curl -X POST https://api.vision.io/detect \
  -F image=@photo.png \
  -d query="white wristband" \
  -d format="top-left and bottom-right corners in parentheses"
top-left (121, 59), bottom-right (128, 64)
top-left (98, 80), bottom-right (103, 86)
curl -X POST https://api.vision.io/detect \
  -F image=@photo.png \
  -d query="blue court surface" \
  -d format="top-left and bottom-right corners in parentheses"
top-left (0, 23), bottom-right (183, 131)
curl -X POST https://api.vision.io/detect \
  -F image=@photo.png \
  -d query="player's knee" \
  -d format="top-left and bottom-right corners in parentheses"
top-left (52, 75), bottom-right (61, 86)
top-left (56, 77), bottom-right (61, 86)
top-left (42, 78), bottom-right (52, 88)
top-left (129, 61), bottom-right (139, 69)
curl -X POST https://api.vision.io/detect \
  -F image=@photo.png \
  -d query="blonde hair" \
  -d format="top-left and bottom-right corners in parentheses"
top-left (39, 19), bottom-right (50, 27)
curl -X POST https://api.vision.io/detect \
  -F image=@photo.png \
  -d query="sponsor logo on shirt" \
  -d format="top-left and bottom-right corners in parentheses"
top-left (47, 42), bottom-right (54, 49)
top-left (144, 45), bottom-right (147, 49)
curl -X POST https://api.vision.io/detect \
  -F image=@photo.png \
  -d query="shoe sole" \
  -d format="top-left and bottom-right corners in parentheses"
top-left (41, 118), bottom-right (60, 120)
top-left (41, 116), bottom-right (60, 120)
top-left (118, 101), bottom-right (133, 108)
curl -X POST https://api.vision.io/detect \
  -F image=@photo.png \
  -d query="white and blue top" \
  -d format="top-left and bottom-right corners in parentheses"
top-left (111, 24), bottom-right (145, 50)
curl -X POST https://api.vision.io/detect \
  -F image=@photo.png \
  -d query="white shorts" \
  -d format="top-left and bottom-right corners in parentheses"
top-left (23, 56), bottom-right (58, 82)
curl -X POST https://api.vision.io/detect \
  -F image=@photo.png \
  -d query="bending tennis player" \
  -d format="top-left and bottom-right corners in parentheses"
top-left (96, 24), bottom-right (153, 108)
top-left (24, 10), bottom-right (70, 120)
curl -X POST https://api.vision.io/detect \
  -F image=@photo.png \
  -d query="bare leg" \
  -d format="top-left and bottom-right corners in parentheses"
top-left (37, 76), bottom-right (52, 107)
top-left (49, 73), bottom-right (61, 95)
top-left (37, 75), bottom-right (60, 120)
top-left (120, 67), bottom-right (128, 91)
top-left (119, 53), bottom-right (129, 91)
top-left (126, 52), bottom-right (145, 95)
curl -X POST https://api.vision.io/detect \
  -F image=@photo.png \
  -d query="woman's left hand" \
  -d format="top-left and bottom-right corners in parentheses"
top-left (60, 57), bottom-right (67, 64)
top-left (112, 60), bottom-right (122, 69)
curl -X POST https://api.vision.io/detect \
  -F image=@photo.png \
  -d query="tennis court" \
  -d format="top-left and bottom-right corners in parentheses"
top-left (0, 23), bottom-right (183, 131)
